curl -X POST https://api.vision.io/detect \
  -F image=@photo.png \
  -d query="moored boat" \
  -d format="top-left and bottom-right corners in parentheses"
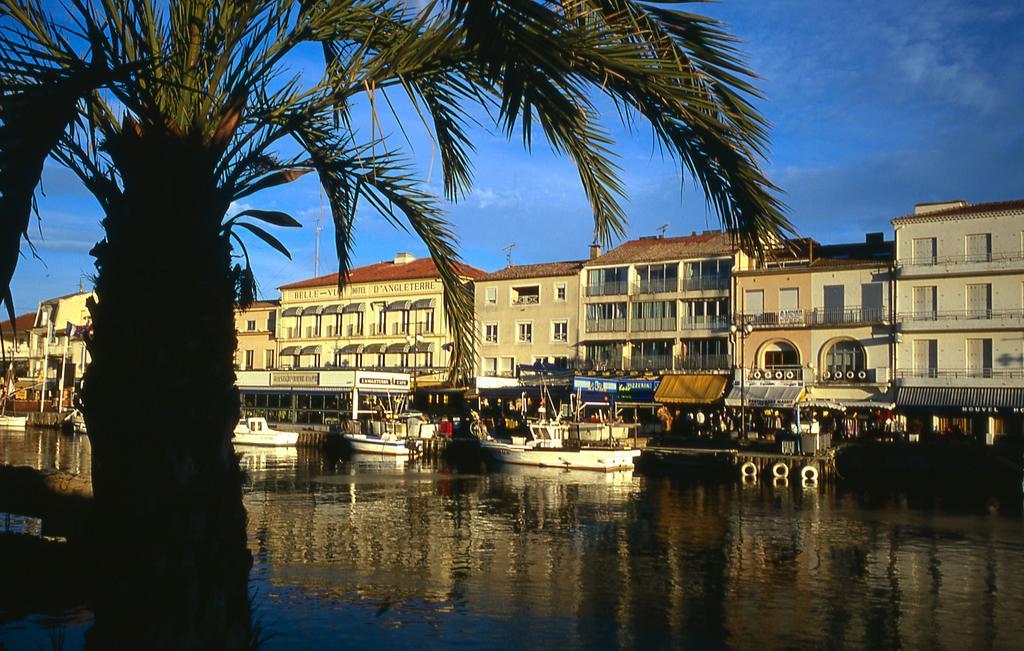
top-left (342, 432), bottom-right (422, 457)
top-left (479, 419), bottom-right (640, 472)
top-left (233, 417), bottom-right (299, 447)
top-left (0, 414), bottom-right (27, 429)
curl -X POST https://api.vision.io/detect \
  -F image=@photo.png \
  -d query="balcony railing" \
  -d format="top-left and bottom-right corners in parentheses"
top-left (512, 294), bottom-right (540, 305)
top-left (682, 315), bottom-right (730, 330)
top-left (370, 324), bottom-right (384, 336)
top-left (896, 367), bottom-right (1024, 379)
top-left (679, 354), bottom-right (731, 371)
top-left (585, 281), bottom-right (629, 297)
top-left (630, 317), bottom-right (677, 332)
top-left (900, 251), bottom-right (1024, 267)
top-left (585, 318), bottom-right (627, 333)
top-left (898, 309), bottom-right (1024, 323)
top-left (809, 306), bottom-right (886, 325)
top-left (683, 275), bottom-right (730, 291)
top-left (630, 355), bottom-right (674, 371)
top-left (637, 278), bottom-right (678, 294)
top-left (742, 310), bottom-right (807, 327)
top-left (346, 324), bottom-right (363, 337)
top-left (571, 357), bottom-right (625, 372)
top-left (392, 323), bottom-right (410, 336)
top-left (819, 367), bottom-right (878, 383)
top-left (414, 322), bottom-right (434, 335)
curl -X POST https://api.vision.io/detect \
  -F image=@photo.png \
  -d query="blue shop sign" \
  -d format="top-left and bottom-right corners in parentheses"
top-left (572, 377), bottom-right (660, 402)
top-left (572, 377), bottom-right (619, 393)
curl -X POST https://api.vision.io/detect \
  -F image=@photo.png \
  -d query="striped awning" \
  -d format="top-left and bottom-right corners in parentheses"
top-left (411, 297), bottom-right (436, 310)
top-left (363, 343), bottom-right (385, 354)
top-left (279, 346), bottom-right (300, 356)
top-left (387, 300), bottom-right (411, 311)
top-left (342, 303), bottom-right (365, 314)
top-left (724, 384), bottom-right (804, 408)
top-left (300, 345), bottom-right (321, 355)
top-left (321, 304), bottom-right (345, 315)
top-left (386, 342), bottom-right (411, 353)
top-left (896, 387), bottom-right (1024, 409)
top-left (412, 341), bottom-right (434, 353)
top-left (301, 305), bottom-right (323, 316)
top-left (280, 307), bottom-right (301, 317)
top-left (339, 344), bottom-right (364, 354)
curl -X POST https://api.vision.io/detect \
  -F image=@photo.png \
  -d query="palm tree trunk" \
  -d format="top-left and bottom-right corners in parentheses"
top-left (79, 134), bottom-right (252, 649)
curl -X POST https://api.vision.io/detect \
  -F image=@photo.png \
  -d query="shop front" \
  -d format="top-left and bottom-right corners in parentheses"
top-left (895, 386), bottom-right (1024, 442)
top-left (723, 379), bottom-right (804, 436)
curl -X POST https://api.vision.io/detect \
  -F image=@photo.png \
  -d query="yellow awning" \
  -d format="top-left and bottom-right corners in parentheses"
top-left (655, 374), bottom-right (729, 404)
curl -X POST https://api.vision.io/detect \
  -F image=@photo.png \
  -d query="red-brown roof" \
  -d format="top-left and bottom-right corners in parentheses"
top-left (0, 312), bottom-right (37, 332)
top-left (279, 257), bottom-right (486, 290)
top-left (477, 260), bottom-right (584, 282)
top-left (893, 199), bottom-right (1024, 222)
top-left (587, 231), bottom-right (736, 265)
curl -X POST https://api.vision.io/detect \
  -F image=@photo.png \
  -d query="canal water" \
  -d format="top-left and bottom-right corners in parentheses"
top-left (2, 428), bottom-right (1023, 649)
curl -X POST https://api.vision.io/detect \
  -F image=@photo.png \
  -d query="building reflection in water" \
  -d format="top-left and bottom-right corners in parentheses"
top-left (0, 430), bottom-right (1021, 649)
top-left (237, 449), bottom-right (1024, 650)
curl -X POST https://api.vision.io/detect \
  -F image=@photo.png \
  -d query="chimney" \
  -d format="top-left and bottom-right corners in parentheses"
top-left (588, 243), bottom-right (602, 259)
top-left (393, 252), bottom-right (415, 265)
top-left (865, 232), bottom-right (884, 244)
top-left (914, 200), bottom-right (967, 215)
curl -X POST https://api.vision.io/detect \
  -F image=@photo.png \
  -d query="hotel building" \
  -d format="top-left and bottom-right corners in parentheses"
top-left (892, 200), bottom-right (1024, 438)
top-left (274, 252), bottom-right (484, 374)
top-left (234, 300), bottom-right (279, 371)
top-left (474, 260), bottom-right (584, 376)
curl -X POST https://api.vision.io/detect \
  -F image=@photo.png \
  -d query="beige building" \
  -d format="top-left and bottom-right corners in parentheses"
top-left (579, 231), bottom-right (749, 373)
top-left (29, 291), bottom-right (93, 405)
top-left (0, 312), bottom-right (35, 379)
top-left (892, 199), bottom-right (1024, 438)
top-left (474, 260), bottom-right (584, 376)
top-left (275, 252), bottom-right (484, 374)
top-left (234, 300), bottom-right (279, 370)
top-left (732, 235), bottom-right (894, 423)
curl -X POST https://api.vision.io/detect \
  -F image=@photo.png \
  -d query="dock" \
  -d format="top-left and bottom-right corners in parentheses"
top-left (641, 446), bottom-right (837, 483)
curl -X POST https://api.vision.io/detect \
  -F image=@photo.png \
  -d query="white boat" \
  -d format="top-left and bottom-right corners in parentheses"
top-left (342, 432), bottom-right (422, 457)
top-left (479, 419), bottom-right (640, 472)
top-left (233, 417), bottom-right (299, 447)
top-left (0, 414), bottom-right (27, 428)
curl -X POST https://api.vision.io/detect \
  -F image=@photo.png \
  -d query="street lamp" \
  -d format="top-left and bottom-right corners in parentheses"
top-left (405, 333), bottom-right (425, 377)
top-left (730, 322), bottom-right (754, 440)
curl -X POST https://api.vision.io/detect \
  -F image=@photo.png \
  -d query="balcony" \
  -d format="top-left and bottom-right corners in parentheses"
top-left (818, 367), bottom-right (880, 384)
top-left (370, 324), bottom-right (384, 336)
top-left (585, 281), bottom-right (629, 297)
top-left (897, 309), bottom-right (1024, 330)
top-left (511, 294), bottom-right (540, 306)
top-left (742, 310), bottom-right (807, 328)
top-left (391, 323), bottom-right (410, 336)
top-left (346, 324), bottom-right (363, 337)
top-left (683, 275), bottom-right (730, 292)
top-left (679, 354), bottom-right (731, 371)
top-left (897, 251), bottom-right (1024, 277)
top-left (414, 322), bottom-right (434, 335)
top-left (808, 306), bottom-right (887, 326)
top-left (585, 318), bottom-right (627, 333)
top-left (682, 315), bottom-right (730, 331)
top-left (637, 278), bottom-right (678, 294)
top-left (896, 367), bottom-right (1024, 380)
top-left (571, 357), bottom-right (625, 372)
top-left (630, 355), bottom-right (674, 372)
top-left (630, 317), bottom-right (677, 333)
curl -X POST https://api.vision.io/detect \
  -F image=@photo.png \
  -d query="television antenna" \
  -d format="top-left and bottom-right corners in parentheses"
top-left (314, 185), bottom-right (324, 275)
top-left (502, 242), bottom-right (517, 267)
top-left (656, 223), bottom-right (669, 238)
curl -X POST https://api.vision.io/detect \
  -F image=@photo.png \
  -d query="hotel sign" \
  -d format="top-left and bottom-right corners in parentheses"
top-left (355, 371), bottom-right (411, 392)
top-left (289, 280), bottom-right (438, 302)
top-left (270, 372), bottom-right (320, 387)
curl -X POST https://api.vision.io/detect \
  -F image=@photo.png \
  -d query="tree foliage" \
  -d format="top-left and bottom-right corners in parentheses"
top-left (0, 0), bottom-right (792, 380)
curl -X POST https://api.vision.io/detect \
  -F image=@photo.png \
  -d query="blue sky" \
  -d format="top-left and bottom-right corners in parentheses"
top-left (14, 0), bottom-right (1024, 314)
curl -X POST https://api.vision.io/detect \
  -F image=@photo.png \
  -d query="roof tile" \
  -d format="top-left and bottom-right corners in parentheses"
top-left (279, 257), bottom-right (486, 290)
top-left (477, 260), bottom-right (584, 282)
top-left (586, 231), bottom-right (736, 265)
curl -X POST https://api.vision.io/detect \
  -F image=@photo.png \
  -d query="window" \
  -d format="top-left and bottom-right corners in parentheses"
top-left (485, 287), bottom-right (497, 304)
top-left (500, 357), bottom-right (515, 375)
top-left (512, 285), bottom-right (540, 305)
top-left (683, 299), bottom-right (729, 328)
top-left (761, 341), bottom-right (799, 368)
top-left (637, 263), bottom-right (679, 293)
top-left (965, 233), bottom-right (992, 262)
top-left (824, 340), bottom-right (866, 375)
top-left (861, 283), bottom-right (884, 321)
top-left (517, 321), bottom-right (533, 343)
top-left (966, 339), bottom-right (992, 376)
top-left (554, 283), bottom-right (567, 301)
top-left (912, 286), bottom-right (937, 320)
top-left (585, 302), bottom-right (627, 332)
top-left (243, 350), bottom-right (254, 370)
top-left (483, 357), bottom-right (498, 375)
top-left (630, 340), bottom-right (673, 371)
top-left (586, 267), bottom-right (628, 296)
top-left (631, 301), bottom-right (677, 331)
top-left (912, 237), bottom-right (937, 265)
top-left (552, 320), bottom-right (568, 342)
top-left (265, 350), bottom-right (275, 369)
top-left (585, 343), bottom-right (623, 369)
top-left (966, 283), bottom-right (992, 318)
top-left (779, 287), bottom-right (800, 315)
top-left (913, 339), bottom-right (938, 377)
top-left (246, 319), bottom-right (257, 332)
top-left (484, 322), bottom-right (499, 344)
top-left (744, 289), bottom-right (764, 316)
top-left (681, 338), bottom-right (728, 370)
top-left (682, 258), bottom-right (732, 290)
